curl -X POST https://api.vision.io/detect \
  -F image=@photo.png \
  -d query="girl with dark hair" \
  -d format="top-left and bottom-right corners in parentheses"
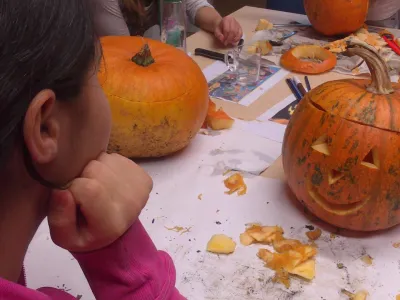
top-left (0, 0), bottom-right (183, 299)
top-left (92, 0), bottom-right (243, 46)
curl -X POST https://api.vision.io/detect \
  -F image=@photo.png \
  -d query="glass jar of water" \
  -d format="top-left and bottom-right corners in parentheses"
top-left (161, 0), bottom-right (187, 52)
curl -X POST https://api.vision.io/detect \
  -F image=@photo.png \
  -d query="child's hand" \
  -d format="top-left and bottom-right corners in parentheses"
top-left (214, 16), bottom-right (243, 46)
top-left (47, 153), bottom-right (153, 252)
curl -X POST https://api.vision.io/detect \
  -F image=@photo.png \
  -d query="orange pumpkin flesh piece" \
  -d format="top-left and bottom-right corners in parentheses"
top-left (280, 45), bottom-right (337, 74)
top-left (282, 41), bottom-right (400, 231)
top-left (240, 225), bottom-right (317, 288)
top-left (201, 99), bottom-right (217, 128)
top-left (98, 36), bottom-right (209, 158)
top-left (207, 109), bottom-right (235, 130)
top-left (201, 100), bottom-right (215, 128)
top-left (304, 0), bottom-right (369, 36)
top-left (224, 173), bottom-right (247, 196)
top-left (203, 99), bottom-right (234, 130)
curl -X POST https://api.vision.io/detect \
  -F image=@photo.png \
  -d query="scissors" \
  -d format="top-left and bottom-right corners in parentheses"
top-left (381, 32), bottom-right (400, 55)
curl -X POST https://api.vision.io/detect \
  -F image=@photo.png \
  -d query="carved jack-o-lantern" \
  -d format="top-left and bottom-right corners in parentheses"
top-left (282, 41), bottom-right (400, 231)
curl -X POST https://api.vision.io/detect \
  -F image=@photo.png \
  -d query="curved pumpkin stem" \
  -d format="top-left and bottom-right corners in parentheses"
top-left (344, 39), bottom-right (393, 95)
top-left (132, 43), bottom-right (155, 67)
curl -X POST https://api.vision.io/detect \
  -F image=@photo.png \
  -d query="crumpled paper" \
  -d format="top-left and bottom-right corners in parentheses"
top-left (250, 26), bottom-right (400, 82)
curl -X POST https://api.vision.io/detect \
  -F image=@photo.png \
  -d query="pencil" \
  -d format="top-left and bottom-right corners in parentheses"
top-left (285, 78), bottom-right (302, 101)
top-left (293, 77), bottom-right (307, 97)
top-left (290, 78), bottom-right (303, 102)
top-left (304, 76), bottom-right (311, 91)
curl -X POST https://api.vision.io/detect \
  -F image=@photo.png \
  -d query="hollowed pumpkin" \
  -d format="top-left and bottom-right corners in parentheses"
top-left (98, 36), bottom-right (209, 158)
top-left (304, 0), bottom-right (369, 36)
top-left (282, 40), bottom-right (400, 231)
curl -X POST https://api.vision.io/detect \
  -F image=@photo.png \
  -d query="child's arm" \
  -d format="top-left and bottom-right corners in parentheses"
top-left (47, 154), bottom-right (182, 299)
top-left (187, 0), bottom-right (242, 46)
top-left (72, 220), bottom-right (185, 300)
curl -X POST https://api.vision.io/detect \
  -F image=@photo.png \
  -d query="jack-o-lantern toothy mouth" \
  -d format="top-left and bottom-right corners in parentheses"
top-left (306, 180), bottom-right (370, 215)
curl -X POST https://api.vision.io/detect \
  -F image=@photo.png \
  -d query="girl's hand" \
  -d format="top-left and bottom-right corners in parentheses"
top-left (47, 153), bottom-right (153, 252)
top-left (214, 16), bottom-right (243, 46)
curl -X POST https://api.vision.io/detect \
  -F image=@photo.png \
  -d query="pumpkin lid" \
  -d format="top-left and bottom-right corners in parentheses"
top-left (307, 39), bottom-right (400, 132)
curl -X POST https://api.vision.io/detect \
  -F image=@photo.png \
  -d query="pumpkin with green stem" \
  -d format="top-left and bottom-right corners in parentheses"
top-left (98, 36), bottom-right (209, 158)
top-left (283, 40), bottom-right (400, 231)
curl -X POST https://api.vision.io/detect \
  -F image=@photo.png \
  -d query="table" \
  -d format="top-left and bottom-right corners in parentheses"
top-left (184, 7), bottom-right (400, 298)
top-left (189, 6), bottom-right (400, 181)
top-left (25, 6), bottom-right (400, 300)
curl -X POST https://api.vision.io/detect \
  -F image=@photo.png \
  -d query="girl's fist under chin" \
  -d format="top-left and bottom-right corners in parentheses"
top-left (47, 153), bottom-right (153, 253)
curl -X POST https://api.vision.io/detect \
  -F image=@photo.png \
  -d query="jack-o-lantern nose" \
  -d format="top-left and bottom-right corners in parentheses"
top-left (361, 147), bottom-right (380, 170)
top-left (328, 169), bottom-right (344, 185)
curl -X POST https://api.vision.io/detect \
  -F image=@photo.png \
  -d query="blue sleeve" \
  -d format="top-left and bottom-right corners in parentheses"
top-left (266, 0), bottom-right (306, 15)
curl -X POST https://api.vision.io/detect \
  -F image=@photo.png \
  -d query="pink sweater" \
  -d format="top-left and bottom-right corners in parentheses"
top-left (0, 221), bottom-right (185, 299)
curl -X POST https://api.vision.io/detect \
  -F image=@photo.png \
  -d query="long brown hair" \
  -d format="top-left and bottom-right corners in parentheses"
top-left (0, 0), bottom-right (97, 168)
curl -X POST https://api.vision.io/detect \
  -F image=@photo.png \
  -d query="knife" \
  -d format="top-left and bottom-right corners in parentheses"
top-left (194, 48), bottom-right (225, 62)
top-left (194, 37), bottom-right (245, 61)
top-left (274, 22), bottom-right (311, 28)
top-left (194, 48), bottom-right (275, 66)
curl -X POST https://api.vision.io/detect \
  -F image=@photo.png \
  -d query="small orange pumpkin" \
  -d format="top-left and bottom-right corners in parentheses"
top-left (280, 45), bottom-right (337, 74)
top-left (98, 36), bottom-right (209, 158)
top-left (282, 40), bottom-right (400, 231)
top-left (304, 0), bottom-right (369, 36)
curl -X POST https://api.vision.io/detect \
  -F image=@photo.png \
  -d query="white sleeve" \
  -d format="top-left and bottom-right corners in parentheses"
top-left (367, 0), bottom-right (400, 21)
top-left (91, 0), bottom-right (131, 36)
top-left (185, 0), bottom-right (214, 25)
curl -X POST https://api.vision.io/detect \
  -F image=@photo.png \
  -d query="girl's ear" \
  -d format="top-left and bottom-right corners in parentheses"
top-left (23, 90), bottom-right (60, 164)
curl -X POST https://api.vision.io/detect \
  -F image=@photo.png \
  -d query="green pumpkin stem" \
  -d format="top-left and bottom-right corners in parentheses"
top-left (132, 43), bottom-right (155, 67)
top-left (344, 39), bottom-right (393, 95)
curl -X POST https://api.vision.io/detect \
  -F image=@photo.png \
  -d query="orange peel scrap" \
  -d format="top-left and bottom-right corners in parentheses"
top-left (255, 19), bottom-right (273, 31)
top-left (240, 225), bottom-right (284, 245)
top-left (207, 234), bottom-right (236, 254)
top-left (306, 228), bottom-right (322, 241)
top-left (341, 289), bottom-right (369, 300)
top-left (165, 226), bottom-right (192, 235)
top-left (325, 28), bottom-right (388, 54)
top-left (241, 224), bottom-right (317, 288)
top-left (361, 254), bottom-right (373, 266)
top-left (224, 173), bottom-right (247, 196)
top-left (202, 99), bottom-right (234, 130)
top-left (247, 40), bottom-right (273, 56)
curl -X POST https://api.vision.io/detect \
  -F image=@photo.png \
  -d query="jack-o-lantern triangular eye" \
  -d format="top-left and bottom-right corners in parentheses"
top-left (361, 147), bottom-right (380, 170)
top-left (311, 134), bottom-right (330, 155)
